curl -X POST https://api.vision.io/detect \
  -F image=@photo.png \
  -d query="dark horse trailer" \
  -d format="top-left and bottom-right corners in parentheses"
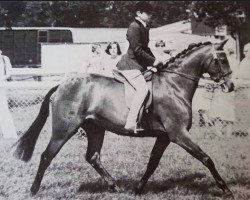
top-left (0, 27), bottom-right (73, 68)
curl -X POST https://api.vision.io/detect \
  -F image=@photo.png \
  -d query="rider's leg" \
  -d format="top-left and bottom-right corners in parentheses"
top-left (122, 70), bottom-right (148, 132)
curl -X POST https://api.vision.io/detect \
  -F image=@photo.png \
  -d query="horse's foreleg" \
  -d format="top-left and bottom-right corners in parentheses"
top-left (30, 132), bottom-right (73, 195)
top-left (134, 135), bottom-right (170, 194)
top-left (174, 129), bottom-right (233, 198)
top-left (84, 121), bottom-right (118, 192)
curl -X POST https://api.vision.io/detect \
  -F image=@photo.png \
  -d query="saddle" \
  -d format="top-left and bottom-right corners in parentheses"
top-left (112, 69), bottom-right (153, 123)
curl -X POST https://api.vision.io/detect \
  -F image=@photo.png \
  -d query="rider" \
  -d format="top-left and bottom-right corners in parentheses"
top-left (116, 1), bottom-right (163, 133)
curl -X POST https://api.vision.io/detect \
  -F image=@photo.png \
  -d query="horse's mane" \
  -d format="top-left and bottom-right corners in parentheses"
top-left (164, 41), bottom-right (212, 67)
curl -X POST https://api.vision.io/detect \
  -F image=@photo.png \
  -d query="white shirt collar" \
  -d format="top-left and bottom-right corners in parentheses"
top-left (135, 17), bottom-right (147, 28)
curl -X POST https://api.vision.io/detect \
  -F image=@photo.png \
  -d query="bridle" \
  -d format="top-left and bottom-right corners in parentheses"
top-left (160, 45), bottom-right (232, 83)
top-left (209, 46), bottom-right (232, 82)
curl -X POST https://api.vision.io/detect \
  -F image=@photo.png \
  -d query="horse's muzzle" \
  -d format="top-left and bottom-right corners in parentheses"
top-left (221, 82), bottom-right (234, 93)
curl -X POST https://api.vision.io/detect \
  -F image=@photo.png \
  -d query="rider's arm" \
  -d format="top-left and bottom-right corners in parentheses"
top-left (127, 23), bottom-right (155, 66)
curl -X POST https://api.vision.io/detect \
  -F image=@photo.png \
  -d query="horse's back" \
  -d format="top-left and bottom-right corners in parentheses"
top-left (52, 73), bottom-right (128, 130)
top-left (54, 73), bottom-right (120, 99)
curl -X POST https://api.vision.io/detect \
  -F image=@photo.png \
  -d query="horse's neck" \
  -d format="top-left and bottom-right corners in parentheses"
top-left (173, 48), bottom-right (208, 77)
top-left (161, 47), bottom-right (209, 102)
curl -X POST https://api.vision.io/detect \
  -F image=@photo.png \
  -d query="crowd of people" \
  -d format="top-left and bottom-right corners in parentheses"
top-left (86, 41), bottom-right (122, 77)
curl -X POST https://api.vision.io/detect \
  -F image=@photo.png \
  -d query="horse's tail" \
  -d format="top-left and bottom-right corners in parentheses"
top-left (13, 85), bottom-right (59, 162)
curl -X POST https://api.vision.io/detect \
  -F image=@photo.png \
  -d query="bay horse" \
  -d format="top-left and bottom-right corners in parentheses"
top-left (14, 41), bottom-right (234, 198)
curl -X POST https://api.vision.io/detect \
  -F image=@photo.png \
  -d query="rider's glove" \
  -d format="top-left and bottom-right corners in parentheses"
top-left (153, 59), bottom-right (163, 67)
top-left (147, 66), bottom-right (157, 72)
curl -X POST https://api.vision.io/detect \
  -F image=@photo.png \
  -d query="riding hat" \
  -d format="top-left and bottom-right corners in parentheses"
top-left (135, 2), bottom-right (153, 14)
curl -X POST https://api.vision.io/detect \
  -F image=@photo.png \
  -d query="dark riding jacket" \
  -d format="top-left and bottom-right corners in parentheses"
top-left (116, 19), bottom-right (155, 72)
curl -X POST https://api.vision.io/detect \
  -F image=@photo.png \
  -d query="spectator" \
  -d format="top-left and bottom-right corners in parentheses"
top-left (209, 45), bottom-right (238, 135)
top-left (155, 40), bottom-right (165, 48)
top-left (0, 50), bottom-right (12, 81)
top-left (154, 40), bottom-right (171, 63)
top-left (103, 41), bottom-right (122, 77)
top-left (195, 44), bottom-right (239, 134)
top-left (236, 43), bottom-right (250, 80)
top-left (87, 43), bottom-right (104, 74)
top-left (234, 42), bottom-right (250, 135)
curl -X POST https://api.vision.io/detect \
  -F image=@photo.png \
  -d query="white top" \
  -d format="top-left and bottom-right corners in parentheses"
top-left (0, 55), bottom-right (12, 80)
top-left (86, 53), bottom-right (104, 74)
top-left (102, 55), bottom-right (121, 77)
top-left (135, 17), bottom-right (147, 28)
top-left (87, 54), bottom-right (121, 77)
top-left (237, 58), bottom-right (250, 80)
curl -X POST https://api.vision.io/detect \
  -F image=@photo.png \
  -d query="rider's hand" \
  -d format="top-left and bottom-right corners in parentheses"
top-left (153, 59), bottom-right (163, 67)
top-left (147, 66), bottom-right (157, 72)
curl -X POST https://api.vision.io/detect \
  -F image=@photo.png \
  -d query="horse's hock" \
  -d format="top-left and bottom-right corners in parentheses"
top-left (1, 82), bottom-right (250, 138)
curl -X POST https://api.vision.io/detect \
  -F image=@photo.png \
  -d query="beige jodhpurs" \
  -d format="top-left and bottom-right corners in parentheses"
top-left (121, 70), bottom-right (149, 128)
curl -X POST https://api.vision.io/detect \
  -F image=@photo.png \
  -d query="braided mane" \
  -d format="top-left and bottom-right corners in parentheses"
top-left (164, 41), bottom-right (212, 67)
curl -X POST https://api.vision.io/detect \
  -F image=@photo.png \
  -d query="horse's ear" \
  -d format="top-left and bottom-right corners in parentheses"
top-left (215, 39), bottom-right (229, 50)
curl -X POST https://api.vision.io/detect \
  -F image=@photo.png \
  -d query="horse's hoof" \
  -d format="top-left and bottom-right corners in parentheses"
top-left (108, 184), bottom-right (120, 193)
top-left (30, 185), bottom-right (39, 195)
top-left (133, 186), bottom-right (143, 195)
top-left (222, 189), bottom-right (234, 200)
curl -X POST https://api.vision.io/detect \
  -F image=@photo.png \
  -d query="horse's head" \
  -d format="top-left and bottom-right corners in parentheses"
top-left (203, 40), bottom-right (234, 92)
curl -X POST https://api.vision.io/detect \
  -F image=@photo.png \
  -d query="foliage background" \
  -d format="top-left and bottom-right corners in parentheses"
top-left (0, 1), bottom-right (249, 30)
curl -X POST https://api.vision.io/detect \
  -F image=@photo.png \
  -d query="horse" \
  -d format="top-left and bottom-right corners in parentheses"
top-left (14, 40), bottom-right (235, 198)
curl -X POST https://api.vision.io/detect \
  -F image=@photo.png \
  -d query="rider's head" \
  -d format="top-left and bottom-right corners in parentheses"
top-left (135, 2), bottom-right (153, 25)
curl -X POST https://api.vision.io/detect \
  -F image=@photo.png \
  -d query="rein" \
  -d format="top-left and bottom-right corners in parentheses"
top-left (160, 65), bottom-right (232, 83)
top-left (160, 69), bottom-right (200, 82)
top-left (132, 44), bottom-right (232, 83)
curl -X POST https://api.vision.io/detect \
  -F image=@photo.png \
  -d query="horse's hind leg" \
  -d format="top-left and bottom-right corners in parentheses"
top-left (134, 135), bottom-right (170, 194)
top-left (174, 129), bottom-right (233, 198)
top-left (30, 129), bottom-right (76, 195)
top-left (84, 120), bottom-right (118, 192)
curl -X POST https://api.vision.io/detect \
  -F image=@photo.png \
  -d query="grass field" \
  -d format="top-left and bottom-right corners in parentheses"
top-left (0, 127), bottom-right (249, 200)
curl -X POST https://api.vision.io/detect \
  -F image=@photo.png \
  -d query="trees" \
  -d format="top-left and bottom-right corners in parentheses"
top-left (0, 1), bottom-right (26, 27)
top-left (189, 1), bottom-right (250, 60)
top-left (0, 1), bottom-right (190, 28)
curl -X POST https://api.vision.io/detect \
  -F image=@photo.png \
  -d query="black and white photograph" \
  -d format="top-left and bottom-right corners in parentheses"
top-left (0, 1), bottom-right (249, 199)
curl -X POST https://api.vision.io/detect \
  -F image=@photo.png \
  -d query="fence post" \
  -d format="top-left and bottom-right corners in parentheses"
top-left (0, 84), bottom-right (17, 139)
